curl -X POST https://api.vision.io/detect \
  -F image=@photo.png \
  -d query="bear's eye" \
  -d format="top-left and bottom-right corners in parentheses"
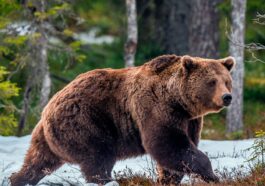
top-left (208, 80), bottom-right (217, 87)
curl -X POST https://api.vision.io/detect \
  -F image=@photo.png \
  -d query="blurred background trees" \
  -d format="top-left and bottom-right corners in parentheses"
top-left (226, 0), bottom-right (246, 133)
top-left (0, 0), bottom-right (264, 138)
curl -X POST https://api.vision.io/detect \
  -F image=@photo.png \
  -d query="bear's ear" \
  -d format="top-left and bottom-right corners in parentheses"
top-left (181, 55), bottom-right (198, 72)
top-left (220, 56), bottom-right (236, 72)
top-left (148, 55), bottom-right (180, 73)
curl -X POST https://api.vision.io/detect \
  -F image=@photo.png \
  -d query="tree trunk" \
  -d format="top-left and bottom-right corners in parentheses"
top-left (189, 0), bottom-right (221, 58)
top-left (38, 33), bottom-right (50, 109)
top-left (38, 0), bottom-right (51, 110)
top-left (39, 44), bottom-right (50, 109)
top-left (17, 76), bottom-right (32, 136)
top-left (18, 0), bottom-right (50, 135)
top-left (124, 0), bottom-right (138, 67)
top-left (226, 0), bottom-right (246, 133)
top-left (154, 0), bottom-right (190, 55)
top-left (138, 0), bottom-right (220, 57)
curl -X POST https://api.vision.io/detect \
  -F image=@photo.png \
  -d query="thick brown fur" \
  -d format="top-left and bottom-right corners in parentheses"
top-left (10, 55), bottom-right (235, 186)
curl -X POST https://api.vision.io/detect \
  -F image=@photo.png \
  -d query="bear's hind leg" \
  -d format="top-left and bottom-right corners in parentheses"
top-left (77, 142), bottom-right (116, 184)
top-left (80, 159), bottom-right (115, 184)
top-left (80, 152), bottom-right (115, 184)
top-left (10, 126), bottom-right (63, 186)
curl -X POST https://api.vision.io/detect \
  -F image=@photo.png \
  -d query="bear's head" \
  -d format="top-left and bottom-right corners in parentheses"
top-left (168, 55), bottom-right (236, 117)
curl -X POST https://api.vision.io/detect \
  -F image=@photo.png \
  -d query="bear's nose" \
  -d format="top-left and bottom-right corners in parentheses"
top-left (222, 94), bottom-right (232, 106)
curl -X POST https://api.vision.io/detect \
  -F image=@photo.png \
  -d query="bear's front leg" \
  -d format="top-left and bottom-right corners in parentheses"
top-left (157, 165), bottom-right (184, 186)
top-left (141, 124), bottom-right (219, 184)
top-left (156, 117), bottom-right (203, 185)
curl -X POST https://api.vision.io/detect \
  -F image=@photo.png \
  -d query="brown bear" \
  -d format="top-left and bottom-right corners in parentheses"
top-left (10, 55), bottom-right (235, 186)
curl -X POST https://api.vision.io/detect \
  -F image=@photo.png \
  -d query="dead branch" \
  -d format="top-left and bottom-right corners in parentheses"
top-left (254, 13), bottom-right (265, 25)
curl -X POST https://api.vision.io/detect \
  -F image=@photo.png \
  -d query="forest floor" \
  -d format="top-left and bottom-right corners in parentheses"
top-left (1, 135), bottom-right (263, 185)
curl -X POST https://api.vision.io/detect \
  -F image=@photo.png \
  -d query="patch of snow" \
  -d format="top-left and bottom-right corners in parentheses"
top-left (1, 22), bottom-right (114, 46)
top-left (73, 28), bottom-right (114, 45)
top-left (4, 22), bottom-right (35, 35)
top-left (0, 135), bottom-right (255, 185)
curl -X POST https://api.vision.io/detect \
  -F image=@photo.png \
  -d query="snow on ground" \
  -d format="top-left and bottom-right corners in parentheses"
top-left (0, 135), bottom-right (255, 186)
top-left (1, 23), bottom-right (115, 45)
top-left (73, 28), bottom-right (114, 45)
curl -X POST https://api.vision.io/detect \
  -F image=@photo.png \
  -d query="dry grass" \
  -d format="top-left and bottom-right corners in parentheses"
top-left (116, 166), bottom-right (265, 186)
top-left (3, 166), bottom-right (262, 186)
top-left (184, 166), bottom-right (265, 186)
top-left (2, 162), bottom-right (262, 186)
top-left (117, 176), bottom-right (154, 186)
top-left (114, 166), bottom-right (156, 186)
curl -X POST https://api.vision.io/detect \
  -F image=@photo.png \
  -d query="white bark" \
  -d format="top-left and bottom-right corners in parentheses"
top-left (39, 45), bottom-right (51, 109)
top-left (226, 0), bottom-right (246, 133)
top-left (38, 0), bottom-right (51, 109)
top-left (124, 0), bottom-right (138, 67)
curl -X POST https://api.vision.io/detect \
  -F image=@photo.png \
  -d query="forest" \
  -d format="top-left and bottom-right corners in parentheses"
top-left (0, 0), bottom-right (265, 186)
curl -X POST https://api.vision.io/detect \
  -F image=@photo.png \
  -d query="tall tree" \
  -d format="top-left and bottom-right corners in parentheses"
top-left (137, 0), bottom-right (220, 57)
top-left (124, 0), bottom-right (138, 67)
top-left (0, 0), bottom-right (84, 135)
top-left (226, 0), bottom-right (247, 133)
top-left (189, 0), bottom-right (221, 58)
top-left (37, 0), bottom-right (51, 110)
top-left (0, 0), bottom-right (21, 136)
top-left (18, 0), bottom-right (50, 136)
top-left (154, 0), bottom-right (190, 55)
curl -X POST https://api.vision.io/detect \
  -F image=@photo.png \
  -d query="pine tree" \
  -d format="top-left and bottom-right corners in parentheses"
top-left (0, 66), bottom-right (19, 135)
top-left (0, 0), bottom-right (85, 135)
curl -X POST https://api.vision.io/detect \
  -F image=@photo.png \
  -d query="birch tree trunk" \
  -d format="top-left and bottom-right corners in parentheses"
top-left (38, 0), bottom-right (51, 109)
top-left (124, 0), bottom-right (138, 67)
top-left (39, 35), bottom-right (50, 110)
top-left (226, 0), bottom-right (246, 133)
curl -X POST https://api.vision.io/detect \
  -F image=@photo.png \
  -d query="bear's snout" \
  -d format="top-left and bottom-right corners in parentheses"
top-left (222, 93), bottom-right (232, 106)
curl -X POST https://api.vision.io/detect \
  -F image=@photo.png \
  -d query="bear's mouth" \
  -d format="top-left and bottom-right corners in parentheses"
top-left (212, 99), bottom-right (227, 110)
top-left (212, 104), bottom-right (224, 111)
top-left (202, 103), bottom-right (224, 115)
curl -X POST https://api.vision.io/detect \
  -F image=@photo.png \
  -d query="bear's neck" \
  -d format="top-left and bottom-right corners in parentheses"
top-left (177, 94), bottom-right (206, 119)
top-left (166, 73), bottom-right (204, 119)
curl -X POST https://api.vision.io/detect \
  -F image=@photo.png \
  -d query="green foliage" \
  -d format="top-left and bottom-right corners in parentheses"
top-left (0, 0), bottom-right (87, 136)
top-left (69, 41), bottom-right (82, 51)
top-left (245, 77), bottom-right (265, 102)
top-left (0, 66), bottom-right (19, 136)
top-left (0, 67), bottom-right (19, 96)
top-left (63, 29), bottom-right (74, 37)
top-left (0, 0), bottom-right (20, 16)
top-left (3, 36), bottom-right (28, 46)
top-left (73, 0), bottom-right (125, 35)
top-left (34, 2), bottom-right (71, 20)
top-left (0, 46), bottom-right (10, 57)
top-left (0, 18), bottom-right (9, 29)
top-left (75, 54), bottom-right (86, 63)
top-left (245, 130), bottom-right (265, 167)
top-left (48, 2), bottom-right (70, 15)
top-left (226, 130), bottom-right (244, 140)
